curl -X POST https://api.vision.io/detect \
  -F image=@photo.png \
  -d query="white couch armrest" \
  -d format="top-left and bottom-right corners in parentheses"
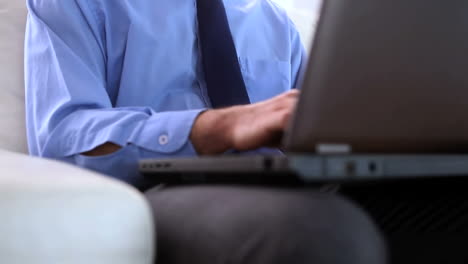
top-left (0, 150), bottom-right (154, 264)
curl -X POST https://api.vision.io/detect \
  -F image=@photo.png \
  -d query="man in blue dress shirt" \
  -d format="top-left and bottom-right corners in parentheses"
top-left (25, 0), bottom-right (387, 263)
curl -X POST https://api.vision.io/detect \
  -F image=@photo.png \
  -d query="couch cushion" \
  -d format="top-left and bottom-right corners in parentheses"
top-left (0, 150), bottom-right (155, 264)
top-left (0, 0), bottom-right (28, 153)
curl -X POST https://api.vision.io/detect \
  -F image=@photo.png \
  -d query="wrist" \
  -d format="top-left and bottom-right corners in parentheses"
top-left (190, 108), bottom-right (237, 155)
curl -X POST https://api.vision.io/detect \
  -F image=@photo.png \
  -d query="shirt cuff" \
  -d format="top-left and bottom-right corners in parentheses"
top-left (130, 109), bottom-right (206, 155)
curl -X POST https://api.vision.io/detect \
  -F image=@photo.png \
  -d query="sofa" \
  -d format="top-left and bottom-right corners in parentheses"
top-left (0, 1), bottom-right (155, 263)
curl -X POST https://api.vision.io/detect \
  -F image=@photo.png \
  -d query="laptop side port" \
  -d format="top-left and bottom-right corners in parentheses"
top-left (368, 161), bottom-right (377, 174)
top-left (263, 157), bottom-right (273, 170)
top-left (345, 161), bottom-right (356, 176)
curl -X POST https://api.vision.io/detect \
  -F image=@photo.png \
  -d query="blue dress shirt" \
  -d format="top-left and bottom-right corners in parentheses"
top-left (25, 0), bottom-right (306, 185)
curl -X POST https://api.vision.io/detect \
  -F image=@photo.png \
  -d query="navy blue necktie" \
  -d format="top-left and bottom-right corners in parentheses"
top-left (196, 0), bottom-right (251, 108)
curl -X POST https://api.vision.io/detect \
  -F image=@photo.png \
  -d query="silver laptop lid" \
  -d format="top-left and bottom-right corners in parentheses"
top-left (284, 0), bottom-right (468, 154)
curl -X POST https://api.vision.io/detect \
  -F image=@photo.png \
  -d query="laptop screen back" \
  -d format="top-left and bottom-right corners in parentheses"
top-left (284, 0), bottom-right (468, 153)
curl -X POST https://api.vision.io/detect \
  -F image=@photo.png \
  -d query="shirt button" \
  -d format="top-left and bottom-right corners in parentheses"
top-left (158, 134), bottom-right (169, 145)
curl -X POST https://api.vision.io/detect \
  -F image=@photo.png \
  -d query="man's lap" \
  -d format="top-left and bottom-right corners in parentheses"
top-left (145, 185), bottom-right (387, 264)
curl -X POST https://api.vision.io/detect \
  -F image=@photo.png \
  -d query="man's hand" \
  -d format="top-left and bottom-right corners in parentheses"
top-left (82, 142), bottom-right (121, 156)
top-left (190, 90), bottom-right (299, 155)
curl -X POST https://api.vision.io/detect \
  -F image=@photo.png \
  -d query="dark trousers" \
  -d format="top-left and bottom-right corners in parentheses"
top-left (145, 185), bottom-right (388, 264)
top-left (342, 178), bottom-right (468, 264)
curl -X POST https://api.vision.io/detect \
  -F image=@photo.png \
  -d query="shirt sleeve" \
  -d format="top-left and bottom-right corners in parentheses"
top-left (289, 19), bottom-right (308, 89)
top-left (25, 0), bottom-right (203, 185)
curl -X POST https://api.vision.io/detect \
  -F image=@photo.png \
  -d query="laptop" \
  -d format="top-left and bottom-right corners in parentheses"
top-left (140, 0), bottom-right (468, 185)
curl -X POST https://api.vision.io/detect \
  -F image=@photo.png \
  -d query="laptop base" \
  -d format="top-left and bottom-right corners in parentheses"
top-left (139, 154), bottom-right (468, 185)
